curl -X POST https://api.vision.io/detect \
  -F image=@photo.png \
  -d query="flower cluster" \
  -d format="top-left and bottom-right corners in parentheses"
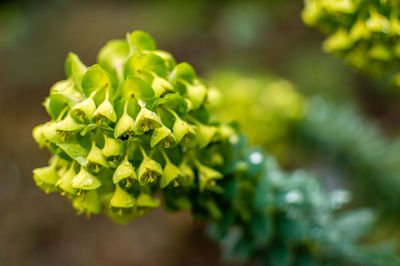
top-left (32, 31), bottom-right (233, 223)
top-left (302, 0), bottom-right (400, 84)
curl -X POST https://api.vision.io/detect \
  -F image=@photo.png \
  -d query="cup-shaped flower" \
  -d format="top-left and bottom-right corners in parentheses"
top-left (102, 136), bottom-right (123, 157)
top-left (71, 97), bottom-right (96, 121)
top-left (135, 107), bottom-right (162, 134)
top-left (72, 167), bottom-right (101, 190)
top-left (197, 163), bottom-right (223, 192)
top-left (114, 109), bottom-right (135, 139)
top-left (93, 98), bottom-right (117, 123)
top-left (110, 184), bottom-right (135, 208)
top-left (113, 156), bottom-right (137, 185)
top-left (152, 73), bottom-right (174, 97)
top-left (56, 113), bottom-right (85, 135)
top-left (32, 125), bottom-right (46, 147)
top-left (182, 80), bottom-right (207, 110)
top-left (323, 28), bottom-right (354, 52)
top-left (33, 165), bottom-right (60, 193)
top-left (350, 19), bottom-right (370, 41)
top-left (179, 160), bottom-right (195, 186)
top-left (87, 142), bottom-right (109, 171)
top-left (136, 193), bottom-right (160, 209)
top-left (150, 125), bottom-right (176, 148)
top-left (366, 9), bottom-right (390, 33)
top-left (173, 116), bottom-right (195, 144)
top-left (194, 123), bottom-right (218, 148)
top-left (41, 122), bottom-right (59, 143)
top-left (137, 156), bottom-right (163, 185)
top-left (56, 163), bottom-right (77, 194)
top-left (160, 161), bottom-right (185, 188)
top-left (72, 190), bottom-right (101, 214)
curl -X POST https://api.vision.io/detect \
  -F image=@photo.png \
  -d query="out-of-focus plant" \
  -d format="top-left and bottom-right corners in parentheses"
top-left (32, 31), bottom-right (399, 265)
top-left (302, 0), bottom-right (400, 87)
top-left (209, 69), bottom-right (400, 216)
top-left (208, 70), bottom-right (306, 162)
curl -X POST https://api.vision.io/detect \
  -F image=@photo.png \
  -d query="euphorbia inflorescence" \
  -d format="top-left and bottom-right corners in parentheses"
top-left (33, 31), bottom-right (232, 223)
top-left (302, 0), bottom-right (400, 85)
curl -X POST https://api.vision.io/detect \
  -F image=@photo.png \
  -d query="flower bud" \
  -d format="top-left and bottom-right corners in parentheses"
top-left (72, 167), bottom-right (101, 190)
top-left (113, 156), bottom-right (137, 184)
top-left (173, 117), bottom-right (195, 144)
top-left (72, 190), bottom-right (101, 214)
top-left (150, 125), bottom-right (176, 148)
top-left (134, 107), bottom-right (162, 134)
top-left (93, 98), bottom-right (117, 123)
top-left (110, 184), bottom-right (135, 208)
top-left (160, 161), bottom-right (185, 188)
top-left (138, 156), bottom-right (163, 185)
top-left (71, 97), bottom-right (96, 121)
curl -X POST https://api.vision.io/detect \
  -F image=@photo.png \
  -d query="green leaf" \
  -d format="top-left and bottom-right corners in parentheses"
top-left (170, 62), bottom-right (196, 84)
top-left (65, 52), bottom-right (87, 89)
top-left (81, 64), bottom-right (114, 97)
top-left (57, 139), bottom-right (89, 166)
top-left (127, 30), bottom-right (156, 53)
top-left (120, 76), bottom-right (154, 99)
top-left (124, 52), bottom-right (167, 78)
top-left (97, 39), bottom-right (129, 81)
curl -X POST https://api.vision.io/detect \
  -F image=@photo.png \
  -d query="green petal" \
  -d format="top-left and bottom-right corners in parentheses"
top-left (170, 62), bottom-right (196, 84)
top-left (152, 73), bottom-right (174, 97)
top-left (185, 80), bottom-right (207, 109)
top-left (124, 52), bottom-right (167, 78)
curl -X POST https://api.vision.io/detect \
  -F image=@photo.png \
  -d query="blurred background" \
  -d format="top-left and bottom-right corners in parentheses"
top-left (2, 0), bottom-right (400, 265)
